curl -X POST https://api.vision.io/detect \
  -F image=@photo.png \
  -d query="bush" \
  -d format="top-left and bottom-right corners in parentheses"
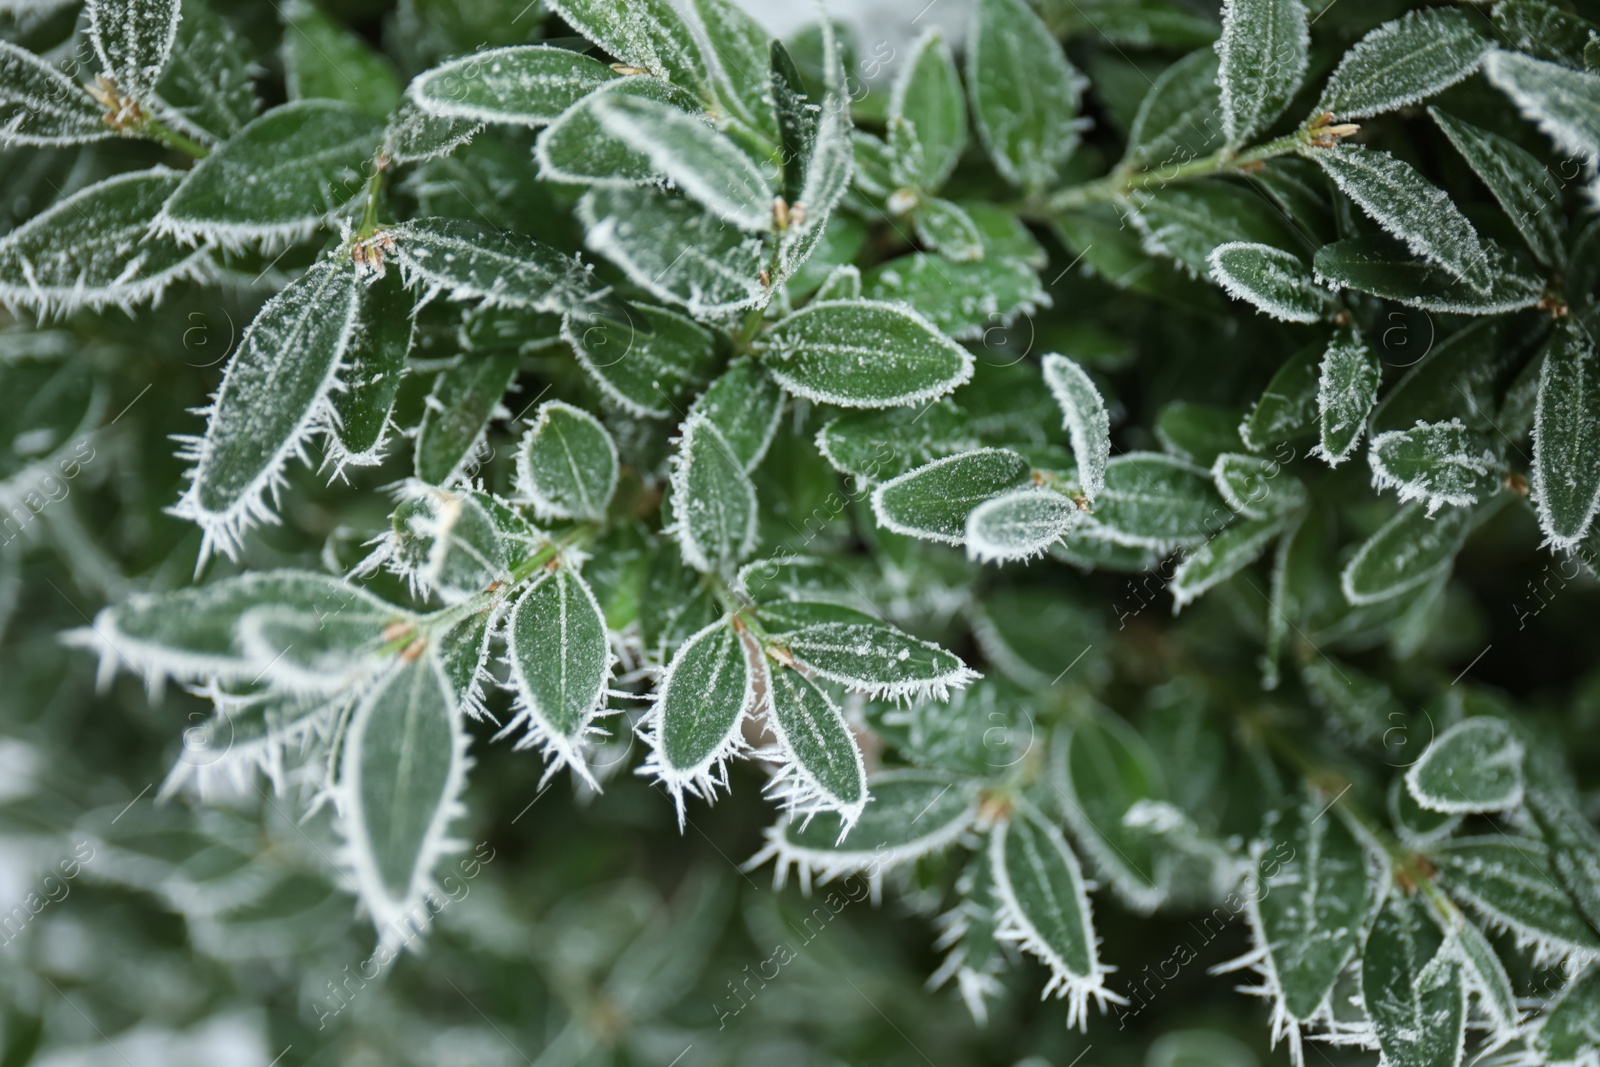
top-left (3, 0), bottom-right (1600, 1063)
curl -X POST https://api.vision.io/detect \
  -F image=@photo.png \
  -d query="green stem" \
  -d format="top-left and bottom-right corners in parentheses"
top-left (138, 115), bottom-right (209, 160)
top-left (1040, 130), bottom-right (1312, 216)
top-left (357, 157), bottom-right (388, 239)
top-left (508, 525), bottom-right (598, 586)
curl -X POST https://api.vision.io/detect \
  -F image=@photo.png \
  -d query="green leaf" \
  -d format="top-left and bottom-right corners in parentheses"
top-left (1207, 242), bottom-right (1336, 324)
top-left (564, 301), bottom-right (716, 419)
top-left (1131, 180), bottom-right (1302, 278)
top-left (965, 487), bottom-right (1080, 564)
top-left (383, 486), bottom-right (538, 602)
top-left (990, 804), bottom-right (1111, 1031)
top-left (870, 447), bottom-right (1031, 545)
top-left (1316, 9), bottom-right (1487, 121)
top-left (889, 30), bottom-right (966, 192)
top-left (1240, 340), bottom-right (1320, 450)
top-left (646, 619), bottom-right (754, 819)
top-left (763, 664), bottom-right (868, 830)
top-left (158, 100), bottom-right (383, 245)
top-left (1445, 911), bottom-right (1519, 1035)
top-left (1212, 452), bottom-right (1307, 519)
top-left (436, 605), bottom-right (495, 721)
top-left (408, 45), bottom-right (616, 126)
top-left (593, 94), bottom-right (773, 232)
top-left (1406, 717), bottom-right (1524, 814)
top-left (1087, 452), bottom-right (1226, 550)
top-left (1313, 234), bottom-right (1544, 316)
top-left (912, 198), bottom-right (984, 262)
top-left (769, 39), bottom-right (814, 205)
top-left (1434, 838), bottom-right (1600, 955)
top-left (860, 252), bottom-right (1047, 342)
top-left (1251, 793), bottom-right (1369, 1021)
top-left (515, 400), bottom-right (617, 522)
top-left (967, 0), bottom-right (1085, 191)
top-left (544, 0), bottom-right (709, 92)
top-left (685, 0), bottom-right (772, 135)
top-left (155, 0), bottom-right (258, 141)
top-left (1123, 48), bottom-right (1222, 172)
top-left (339, 651), bottom-right (468, 950)
top-left (1169, 515), bottom-right (1284, 609)
top-left (1052, 712), bottom-right (1168, 912)
top-left (1314, 324), bottom-right (1380, 466)
top-left (1484, 51), bottom-right (1600, 196)
top-left (1361, 893), bottom-right (1465, 1067)
top-left (413, 351), bottom-right (520, 486)
top-left (0, 168), bottom-right (208, 315)
top-left (1307, 145), bottom-right (1493, 295)
top-left (1158, 402), bottom-right (1246, 467)
top-left (1533, 320), bottom-right (1600, 549)
top-left (329, 267), bottom-right (412, 467)
top-left (760, 299), bottom-right (974, 409)
top-left (535, 76), bottom-right (701, 186)
top-left (389, 216), bottom-right (601, 313)
top-left (817, 401), bottom-right (982, 483)
top-left (689, 359), bottom-right (785, 474)
top-left (773, 25), bottom-right (854, 288)
top-left (1370, 317), bottom-right (1523, 436)
top-left (1340, 502), bottom-right (1474, 606)
top-left (173, 260), bottom-right (360, 562)
top-left (1527, 788), bottom-right (1600, 934)
top-left (382, 101), bottom-right (479, 165)
top-left (89, 0), bottom-right (181, 100)
top-left (758, 599), bottom-right (977, 702)
top-left (281, 0), bottom-right (401, 117)
top-left (0, 41), bottom-right (111, 147)
top-left (1216, 0), bottom-right (1308, 148)
top-left (1041, 354), bottom-right (1110, 501)
top-left (503, 567), bottom-right (611, 785)
top-left (1430, 107), bottom-right (1565, 268)
top-left (1369, 420), bottom-right (1500, 515)
top-left (670, 412), bottom-right (757, 575)
top-left (1536, 966), bottom-right (1600, 1066)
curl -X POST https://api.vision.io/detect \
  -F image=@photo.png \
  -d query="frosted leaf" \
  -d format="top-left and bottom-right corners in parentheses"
top-left (669, 412), bottom-right (758, 575)
top-left (888, 29), bottom-right (966, 193)
top-left (1405, 717), bottom-right (1524, 814)
top-left (641, 619), bottom-right (755, 824)
top-left (376, 484), bottom-right (539, 603)
top-left (1312, 325), bottom-right (1380, 467)
top-left (1212, 452), bottom-right (1307, 518)
top-left (1169, 515), bottom-right (1284, 609)
top-left (154, 0), bottom-right (259, 142)
top-left (1088, 452), bottom-right (1226, 551)
top-left (1430, 107), bottom-right (1564, 268)
top-left (544, 0), bottom-right (709, 92)
top-left (1130, 180), bottom-right (1303, 280)
top-left (1216, 0), bottom-right (1308, 148)
top-left (1534, 966), bottom-right (1600, 1066)
top-left (756, 599), bottom-right (978, 703)
top-left (563, 301), bottom-right (717, 419)
top-left (929, 851), bottom-right (1007, 1026)
top-left (1122, 48), bottom-right (1222, 172)
top-left (816, 401), bottom-right (982, 484)
top-left (1361, 894), bottom-right (1465, 1067)
top-left (381, 102), bottom-right (479, 165)
top-left (592, 94), bottom-right (774, 232)
top-left (870, 447), bottom-right (1031, 545)
top-left (1316, 8), bottom-right (1488, 121)
top-left (1433, 838), bottom-right (1600, 959)
top-left (1532, 320), bottom-right (1600, 550)
top-left (412, 351), bottom-right (519, 488)
top-left (0, 40), bottom-right (113, 146)
top-left (1308, 144), bottom-right (1493, 295)
top-left (1368, 419), bottom-right (1500, 515)
top-left (1526, 788), bottom-right (1600, 935)
top-left (1313, 234), bottom-right (1544, 316)
top-left (912, 198), bottom-right (984, 262)
top-left (759, 299), bottom-right (974, 409)
top-left (860, 252), bottom-right (1048, 343)
top-left (407, 45), bottom-right (616, 126)
top-left (813, 263), bottom-right (861, 302)
top-left (1445, 913), bottom-right (1520, 1038)
top-left (499, 567), bottom-right (612, 789)
top-left (535, 76), bottom-right (702, 187)
top-left (760, 664), bottom-right (868, 835)
top-left (773, 20), bottom-right (853, 287)
top-left (688, 359), bottom-right (785, 474)
top-left (328, 267), bottom-right (412, 469)
top-left (171, 260), bottom-right (361, 564)
top-left (965, 486), bottom-right (1080, 564)
top-left (514, 400), bottom-right (618, 522)
top-left (337, 651), bottom-right (470, 955)
top-left (1208, 242), bottom-right (1336, 324)
top-left (156, 100), bottom-right (384, 246)
top-left (0, 168), bottom-right (210, 316)
top-left (88, 0), bottom-right (182, 100)
top-left (1484, 51), bottom-right (1600, 197)
top-left (1041, 353), bottom-right (1110, 500)
top-left (388, 216), bottom-right (600, 313)
top-left (157, 687), bottom-right (345, 802)
top-left (1240, 342), bottom-right (1320, 451)
top-left (1340, 502), bottom-right (1474, 606)
top-left (967, 0), bottom-right (1086, 190)
top-left (684, 0), bottom-right (772, 136)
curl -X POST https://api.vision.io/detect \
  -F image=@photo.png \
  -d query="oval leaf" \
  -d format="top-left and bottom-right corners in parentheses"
top-left (760, 299), bottom-right (974, 409)
top-left (1406, 718), bottom-right (1524, 814)
top-left (515, 400), bottom-right (618, 521)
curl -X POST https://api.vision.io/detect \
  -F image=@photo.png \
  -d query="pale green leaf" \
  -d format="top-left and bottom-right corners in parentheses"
top-left (1123, 48), bottom-right (1222, 172)
top-left (380, 102), bottom-right (480, 164)
top-left (760, 299), bottom-right (974, 408)
top-left (870, 447), bottom-right (1031, 545)
top-left (967, 0), bottom-right (1085, 190)
top-left (515, 400), bottom-right (617, 522)
top-left (670, 412), bottom-right (757, 575)
top-left (965, 486), bottom-right (1080, 563)
top-left (912, 198), bottom-right (984, 262)
top-left (544, 0), bottom-right (709, 91)
top-left (563, 301), bottom-right (717, 419)
top-left (889, 29), bottom-right (966, 192)
top-left (535, 76), bottom-right (701, 186)
top-left (816, 401), bottom-right (982, 483)
top-left (1535, 966), bottom-right (1600, 1066)
top-left (1212, 452), bottom-right (1307, 519)
top-left (503, 567), bottom-right (610, 784)
top-left (763, 664), bottom-right (868, 830)
top-left (1041, 353), bottom-right (1110, 500)
top-left (1430, 107), bottom-right (1565, 268)
top-left (281, 0), bottom-right (400, 116)
top-left (413, 352), bottom-right (520, 486)
top-left (685, 0), bottom-right (773, 135)
top-left (1361, 893), bottom-right (1465, 1067)
top-left (408, 45), bottom-right (616, 126)
top-left (646, 619), bottom-right (754, 818)
top-left (1217, 0), bottom-right (1308, 147)
top-left (689, 359), bottom-right (784, 474)
top-left (89, 0), bottom-right (181, 99)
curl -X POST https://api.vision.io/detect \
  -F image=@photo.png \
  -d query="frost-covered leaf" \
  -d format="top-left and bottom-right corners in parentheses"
top-left (579, 184), bottom-right (768, 317)
top-left (685, 0), bottom-right (771, 135)
top-left (173, 260), bottom-right (360, 561)
top-left (967, 0), bottom-right (1084, 190)
top-left (1430, 107), bottom-right (1564, 268)
top-left (990, 804), bottom-right (1112, 1031)
top-left (329, 268), bottom-right (411, 467)
top-left (1369, 420), bottom-right (1499, 515)
top-left (382, 485), bottom-right (538, 602)
top-left (1313, 325), bottom-right (1380, 466)
top-left (282, 0), bottom-right (400, 116)
top-left (413, 351), bottom-right (519, 487)
top-left (237, 598), bottom-right (396, 694)
top-left (381, 102), bottom-right (479, 164)
top-left (757, 599), bottom-right (977, 702)
top-left (762, 664), bottom-right (867, 831)
top-left (593, 94), bottom-right (773, 231)
top-left (1340, 502), bottom-right (1473, 606)
top-left (1041, 354), bottom-right (1109, 501)
top-left (157, 100), bottom-right (383, 245)
top-left (1316, 9), bottom-right (1487, 121)
top-left (389, 216), bottom-right (602, 313)
top-left (0, 168), bottom-right (208, 315)
top-left (0, 41), bottom-right (111, 147)
top-left (1216, 0), bottom-right (1308, 148)
top-left (407, 45), bottom-right (616, 126)
top-left (1250, 793), bottom-right (1369, 1021)
top-left (1484, 51), bottom-right (1600, 192)
top-left (536, 76), bottom-right (701, 187)
top-left (670, 412), bottom-right (757, 575)
top-left (1532, 321), bottom-right (1600, 550)
top-left (563, 301), bottom-right (716, 419)
top-left (1240, 342), bottom-right (1320, 451)
top-left (760, 299), bottom-right (974, 409)
top-left (155, 0), bottom-right (259, 142)
top-left (816, 401), bottom-right (982, 483)
top-left (1169, 515), bottom-right (1284, 609)
top-left (965, 487), bottom-right (1080, 564)
top-left (645, 619), bottom-right (754, 819)
top-left (1207, 242), bottom-right (1335, 324)
top-left (1088, 452), bottom-right (1225, 550)
top-left (1361, 893), bottom-right (1465, 1067)
top-left (501, 567), bottom-right (610, 785)
top-left (1308, 145), bottom-right (1493, 295)
top-left (1405, 717), bottom-right (1523, 814)
top-left (1433, 838), bottom-right (1600, 956)
top-left (769, 28), bottom-right (851, 288)
top-left (1313, 234), bottom-right (1544, 316)
top-left (889, 29), bottom-right (965, 193)
top-left (89, 0), bottom-right (181, 101)
top-left (515, 400), bottom-right (617, 522)
top-left (860, 252), bottom-right (1047, 342)
top-left (339, 650), bottom-right (468, 950)
top-left (689, 359), bottom-right (785, 474)
top-left (1526, 788), bottom-right (1600, 934)
top-left (1446, 911), bottom-right (1519, 1036)
top-left (1123, 47), bottom-right (1222, 172)
top-left (1212, 452), bottom-right (1306, 518)
top-left (912, 198), bottom-right (984, 262)
top-left (1536, 966), bottom-right (1600, 1067)
top-left (544, 0), bottom-right (708, 91)
top-left (1131, 181), bottom-right (1302, 279)
top-left (871, 447), bottom-right (1031, 545)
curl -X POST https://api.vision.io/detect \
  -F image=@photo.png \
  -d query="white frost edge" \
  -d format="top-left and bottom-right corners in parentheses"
top-left (869, 446), bottom-right (1028, 546)
top-left (754, 660), bottom-right (870, 841)
top-left (1215, 0), bottom-right (1309, 149)
top-left (1207, 241), bottom-right (1328, 325)
top-left (513, 399), bottom-right (618, 522)
top-left (1368, 420), bottom-right (1498, 516)
top-left (1403, 718), bottom-right (1525, 815)
top-left (407, 45), bottom-right (606, 127)
top-left (667, 412), bottom-right (759, 574)
top-left (1041, 352), bottom-right (1111, 500)
top-left (965, 486), bottom-right (1080, 564)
